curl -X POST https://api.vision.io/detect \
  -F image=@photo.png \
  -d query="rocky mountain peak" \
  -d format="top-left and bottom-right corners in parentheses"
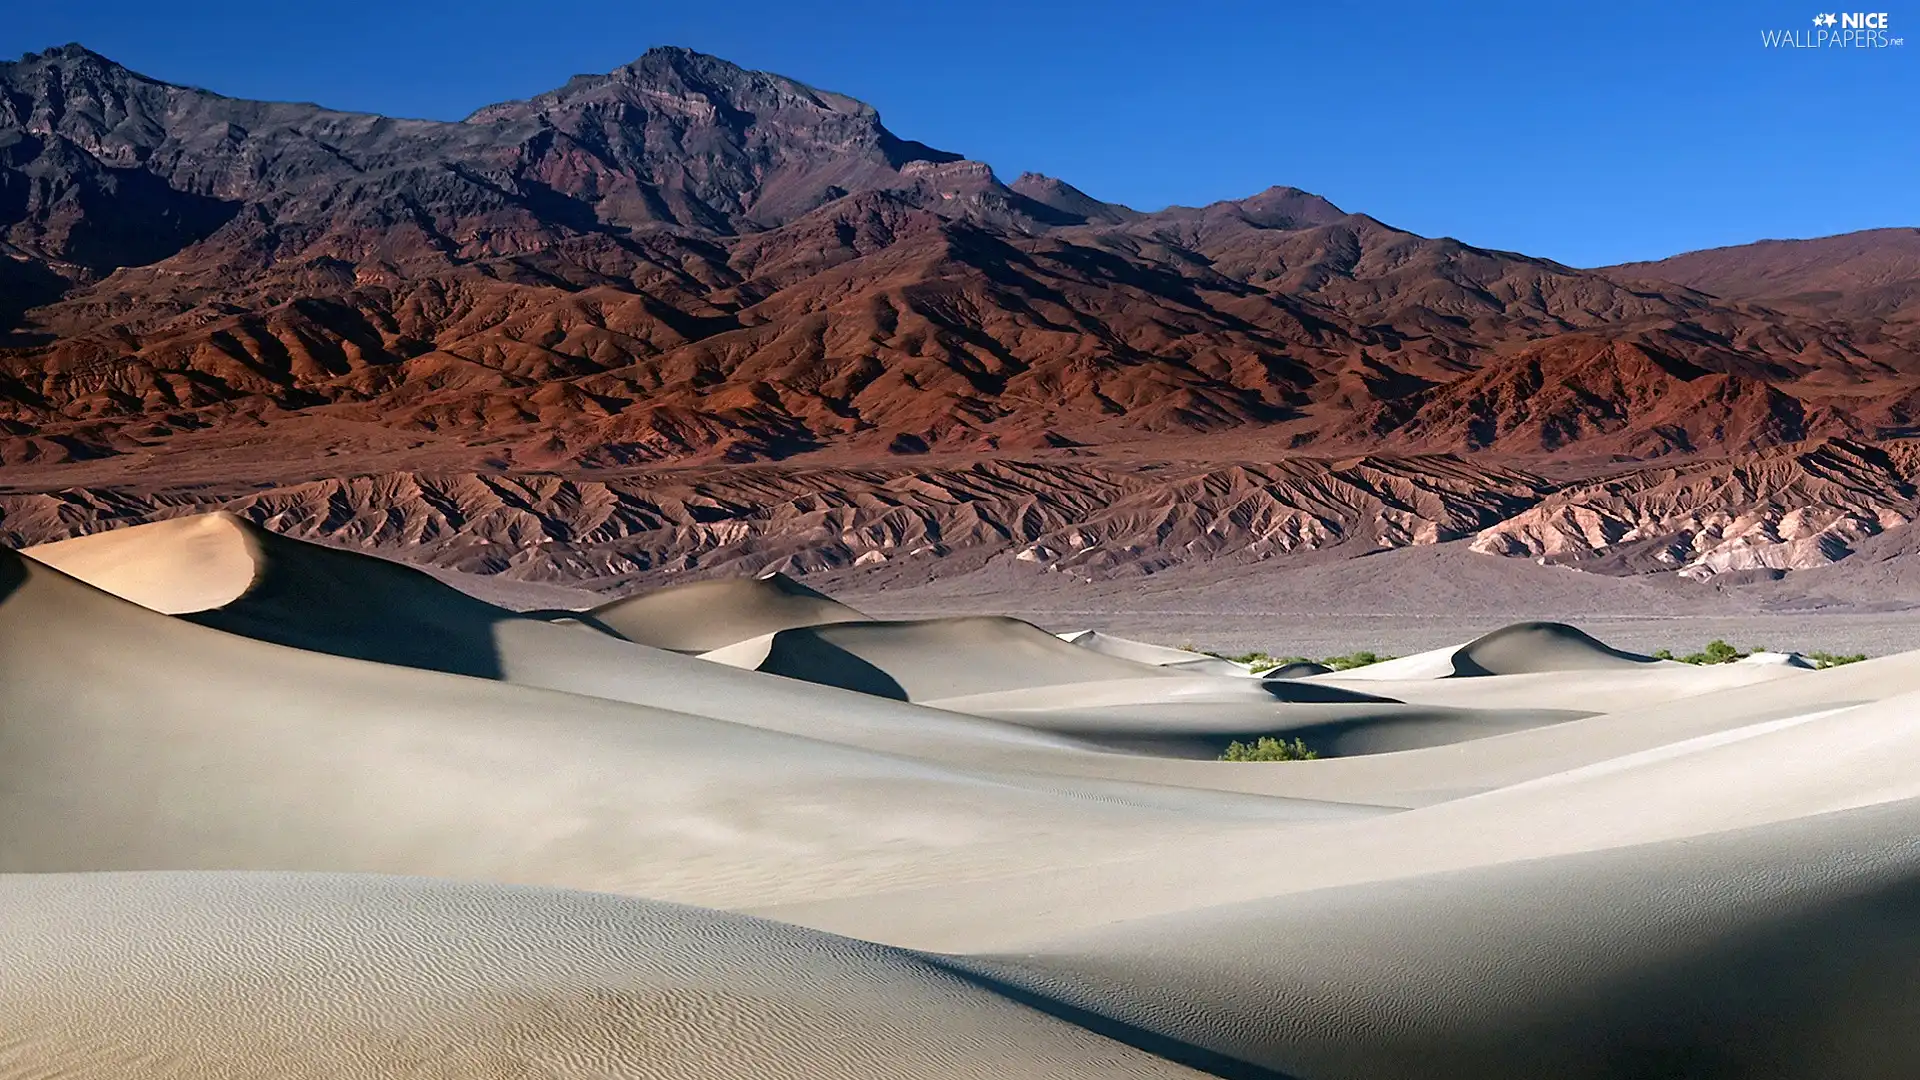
top-left (1237, 185), bottom-right (1346, 225)
top-left (8, 43), bottom-right (132, 76)
top-left (467, 46), bottom-right (872, 123)
top-left (1008, 172), bottom-right (1136, 225)
top-left (0, 43), bottom-right (1915, 486)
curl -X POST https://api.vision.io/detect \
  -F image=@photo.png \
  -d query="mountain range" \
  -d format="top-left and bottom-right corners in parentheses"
top-left (4, 43), bottom-right (1919, 592)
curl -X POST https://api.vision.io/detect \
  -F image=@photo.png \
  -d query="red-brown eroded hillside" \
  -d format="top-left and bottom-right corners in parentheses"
top-left (4, 45), bottom-right (1920, 593)
top-left (3, 45), bottom-right (1917, 475)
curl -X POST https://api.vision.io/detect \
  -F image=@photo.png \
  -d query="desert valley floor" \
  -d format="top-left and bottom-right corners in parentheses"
top-left (3, 511), bottom-right (1919, 1079)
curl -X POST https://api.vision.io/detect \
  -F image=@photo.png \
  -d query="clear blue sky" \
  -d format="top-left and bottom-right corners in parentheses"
top-left (5, 0), bottom-right (1913, 266)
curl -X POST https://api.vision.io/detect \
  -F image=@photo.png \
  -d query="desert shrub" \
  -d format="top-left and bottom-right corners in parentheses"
top-left (1193, 638), bottom-right (1866, 674)
top-left (1805, 651), bottom-right (1868, 669)
top-left (1200, 649), bottom-right (1395, 672)
top-left (1222, 650), bottom-right (1276, 665)
top-left (1321, 651), bottom-right (1390, 670)
top-left (1657, 641), bottom-right (1867, 668)
top-left (1681, 634), bottom-right (1758, 661)
top-left (1661, 639), bottom-right (1745, 665)
top-left (1220, 736), bottom-right (1319, 762)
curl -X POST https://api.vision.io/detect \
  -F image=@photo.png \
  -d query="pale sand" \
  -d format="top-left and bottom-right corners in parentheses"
top-left (1059, 629), bottom-right (1249, 672)
top-left (588, 570), bottom-right (871, 651)
top-left (702, 615), bottom-right (1196, 700)
top-left (956, 797), bottom-right (1920, 1079)
top-left (23, 512), bottom-right (263, 613)
top-left (7, 513), bottom-right (1920, 1078)
top-left (0, 872), bottom-right (1207, 1080)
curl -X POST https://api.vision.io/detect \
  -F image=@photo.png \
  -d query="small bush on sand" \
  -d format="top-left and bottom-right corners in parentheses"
top-left (1220, 736), bottom-right (1319, 762)
top-left (1194, 649), bottom-right (1396, 672)
top-left (1805, 651), bottom-right (1868, 669)
top-left (1221, 650), bottom-right (1294, 666)
top-left (1653, 639), bottom-right (1744, 664)
top-left (1655, 641), bottom-right (1868, 668)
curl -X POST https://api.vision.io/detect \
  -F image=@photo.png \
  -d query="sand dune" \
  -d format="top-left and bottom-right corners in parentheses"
top-left (958, 699), bottom-right (1586, 757)
top-left (13, 516), bottom-right (1441, 778)
top-left (27, 512), bottom-right (544, 678)
top-left (1312, 662), bottom-right (1798, 715)
top-left (1739, 649), bottom-right (1819, 668)
top-left (691, 613), bottom-right (1558, 758)
top-left (1449, 620), bottom-right (1663, 674)
top-left (0, 549), bottom-right (1372, 909)
top-left (1261, 659), bottom-right (1334, 677)
top-left (703, 615), bottom-right (1196, 700)
top-left (1327, 620), bottom-right (1662, 679)
top-left (0, 872), bottom-right (1209, 1080)
top-left (5, 518), bottom-right (1919, 1078)
top-left (23, 513), bottom-right (263, 614)
top-left (761, 679), bottom-right (1920, 950)
top-left (589, 571), bottom-right (871, 651)
top-left (962, 797), bottom-right (1920, 1079)
top-left (1060, 629), bottom-right (1249, 675)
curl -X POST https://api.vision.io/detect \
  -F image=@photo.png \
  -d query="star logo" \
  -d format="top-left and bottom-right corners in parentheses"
top-left (1822, 12), bottom-right (1839, 25)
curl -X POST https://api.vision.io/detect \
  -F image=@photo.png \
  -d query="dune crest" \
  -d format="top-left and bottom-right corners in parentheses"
top-left (590, 572), bottom-right (872, 652)
top-left (23, 512), bottom-right (264, 614)
top-left (705, 616), bottom-right (1190, 701)
top-left (1328, 620), bottom-right (1663, 680)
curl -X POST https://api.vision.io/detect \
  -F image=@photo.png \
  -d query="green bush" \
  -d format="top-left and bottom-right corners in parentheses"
top-left (1219, 736), bottom-right (1320, 762)
top-left (1654, 639), bottom-right (1748, 665)
top-left (1192, 636), bottom-right (1873, 675)
top-left (1189, 637), bottom-right (1870, 674)
top-left (1658, 639), bottom-right (1731, 664)
top-left (1194, 648), bottom-right (1395, 672)
top-left (1657, 641), bottom-right (1868, 668)
top-left (1805, 651), bottom-right (1868, 669)
top-left (1321, 651), bottom-right (1389, 670)
top-left (1220, 650), bottom-right (1296, 666)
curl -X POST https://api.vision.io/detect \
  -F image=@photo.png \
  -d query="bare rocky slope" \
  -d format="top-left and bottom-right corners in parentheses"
top-left (0, 455), bottom-right (1554, 587)
top-left (3, 45), bottom-right (1919, 596)
top-left (1604, 228), bottom-right (1920, 324)
top-left (8, 439), bottom-right (1920, 599)
top-left (4, 44), bottom-right (1918, 469)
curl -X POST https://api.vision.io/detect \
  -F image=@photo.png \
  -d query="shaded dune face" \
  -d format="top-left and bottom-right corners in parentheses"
top-left (3, 514), bottom-right (1765, 770)
top-left (1449, 620), bottom-right (1660, 676)
top-left (1321, 620), bottom-right (1669, 684)
top-left (11, 516), bottom-right (1476, 769)
top-left (587, 572), bottom-right (872, 651)
top-left (956, 798), bottom-right (1920, 1080)
top-left (4, 821), bottom-right (1918, 1080)
top-left (736, 616), bottom-right (1186, 701)
top-left (5, 518), bottom-right (1920, 1079)
top-left (0, 546), bottom-right (1365, 899)
top-left (26, 512), bottom-right (517, 678)
top-left (1060, 629), bottom-right (1221, 668)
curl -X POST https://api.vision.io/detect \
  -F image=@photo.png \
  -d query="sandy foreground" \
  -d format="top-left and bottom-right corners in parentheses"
top-left (4, 512), bottom-right (1919, 1079)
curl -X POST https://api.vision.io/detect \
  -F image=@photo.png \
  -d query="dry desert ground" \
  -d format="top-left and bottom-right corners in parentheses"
top-left (4, 512), bottom-right (1919, 1079)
